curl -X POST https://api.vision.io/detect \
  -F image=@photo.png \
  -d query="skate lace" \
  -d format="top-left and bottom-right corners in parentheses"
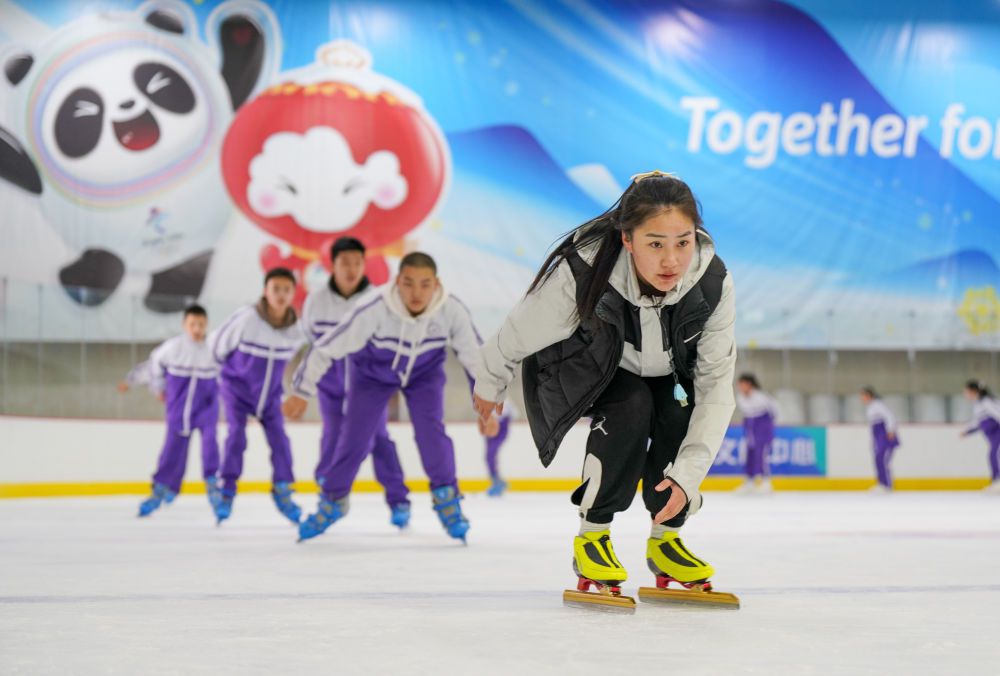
top-left (313, 499), bottom-right (343, 526)
top-left (432, 493), bottom-right (464, 526)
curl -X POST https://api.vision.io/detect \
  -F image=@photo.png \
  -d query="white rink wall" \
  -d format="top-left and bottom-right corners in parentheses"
top-left (0, 416), bottom-right (993, 486)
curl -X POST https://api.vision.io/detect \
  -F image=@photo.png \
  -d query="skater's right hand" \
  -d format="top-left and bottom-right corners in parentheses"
top-left (283, 395), bottom-right (308, 421)
top-left (117, 381), bottom-right (129, 394)
top-left (473, 393), bottom-right (503, 422)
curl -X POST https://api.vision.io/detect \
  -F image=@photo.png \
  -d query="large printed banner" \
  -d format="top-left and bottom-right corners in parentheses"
top-left (2, 0), bottom-right (1000, 347)
top-left (710, 426), bottom-right (828, 477)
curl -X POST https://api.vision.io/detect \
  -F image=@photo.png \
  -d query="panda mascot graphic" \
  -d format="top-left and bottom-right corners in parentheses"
top-left (0, 0), bottom-right (281, 312)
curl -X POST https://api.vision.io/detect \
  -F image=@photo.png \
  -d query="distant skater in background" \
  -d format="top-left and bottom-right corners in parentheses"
top-left (961, 380), bottom-right (1000, 493)
top-left (210, 268), bottom-right (306, 525)
top-left (119, 305), bottom-right (221, 518)
top-left (735, 374), bottom-right (778, 494)
top-left (860, 387), bottom-right (899, 492)
top-left (481, 400), bottom-right (518, 497)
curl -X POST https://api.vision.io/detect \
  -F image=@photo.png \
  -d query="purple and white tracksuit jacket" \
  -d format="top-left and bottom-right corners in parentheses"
top-left (302, 279), bottom-right (408, 506)
top-left (966, 396), bottom-right (1000, 480)
top-left (210, 304), bottom-right (306, 493)
top-left (292, 284), bottom-right (482, 502)
top-left (866, 399), bottom-right (900, 488)
top-left (133, 335), bottom-right (220, 493)
top-left (736, 390), bottom-right (778, 479)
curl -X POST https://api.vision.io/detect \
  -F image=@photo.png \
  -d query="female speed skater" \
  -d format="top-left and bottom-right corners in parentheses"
top-left (473, 171), bottom-right (739, 611)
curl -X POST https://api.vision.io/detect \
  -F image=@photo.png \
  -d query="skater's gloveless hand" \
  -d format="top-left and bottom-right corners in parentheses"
top-left (652, 478), bottom-right (688, 524)
top-left (472, 393), bottom-right (503, 422)
top-left (282, 395), bottom-right (308, 420)
top-left (478, 415), bottom-right (500, 438)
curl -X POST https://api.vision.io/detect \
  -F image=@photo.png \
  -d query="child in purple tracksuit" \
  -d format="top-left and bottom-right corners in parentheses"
top-left (736, 374), bottom-right (778, 493)
top-left (860, 387), bottom-right (900, 492)
top-left (124, 305), bottom-right (221, 517)
top-left (302, 236), bottom-right (410, 528)
top-left (961, 379), bottom-right (1000, 492)
top-left (285, 252), bottom-right (483, 543)
top-left (210, 268), bottom-right (306, 525)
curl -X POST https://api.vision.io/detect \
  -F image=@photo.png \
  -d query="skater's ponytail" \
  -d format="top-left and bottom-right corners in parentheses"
top-left (966, 379), bottom-right (993, 400)
top-left (526, 171), bottom-right (703, 323)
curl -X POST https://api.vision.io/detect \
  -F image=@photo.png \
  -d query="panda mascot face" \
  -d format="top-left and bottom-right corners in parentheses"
top-left (36, 42), bottom-right (216, 196)
top-left (0, 0), bottom-right (281, 312)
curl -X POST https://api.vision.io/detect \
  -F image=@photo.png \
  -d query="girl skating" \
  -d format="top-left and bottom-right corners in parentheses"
top-left (473, 171), bottom-right (739, 610)
top-left (860, 387), bottom-right (899, 492)
top-left (960, 380), bottom-right (1000, 492)
top-left (736, 373), bottom-right (778, 493)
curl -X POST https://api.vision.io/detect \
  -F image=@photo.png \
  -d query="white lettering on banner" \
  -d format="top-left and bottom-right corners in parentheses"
top-left (770, 438), bottom-right (790, 465)
top-left (716, 437), bottom-right (743, 466)
top-left (791, 438), bottom-right (817, 466)
top-left (680, 96), bottom-right (1000, 168)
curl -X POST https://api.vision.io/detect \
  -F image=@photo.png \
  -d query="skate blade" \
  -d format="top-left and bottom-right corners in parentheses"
top-left (638, 586), bottom-right (740, 609)
top-left (562, 589), bottom-right (636, 614)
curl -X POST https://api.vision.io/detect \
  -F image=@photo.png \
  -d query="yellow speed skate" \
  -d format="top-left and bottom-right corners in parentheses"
top-left (562, 531), bottom-right (635, 614)
top-left (639, 532), bottom-right (740, 609)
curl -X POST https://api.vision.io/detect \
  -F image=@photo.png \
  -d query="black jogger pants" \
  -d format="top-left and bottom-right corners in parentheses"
top-left (570, 368), bottom-right (695, 527)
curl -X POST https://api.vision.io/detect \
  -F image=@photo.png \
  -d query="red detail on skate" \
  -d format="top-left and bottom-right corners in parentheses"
top-left (576, 577), bottom-right (622, 594)
top-left (655, 574), bottom-right (712, 592)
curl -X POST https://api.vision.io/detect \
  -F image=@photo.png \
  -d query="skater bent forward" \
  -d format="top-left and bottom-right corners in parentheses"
top-left (473, 171), bottom-right (738, 608)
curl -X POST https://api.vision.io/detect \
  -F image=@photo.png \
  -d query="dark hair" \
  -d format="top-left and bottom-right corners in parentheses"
top-left (264, 267), bottom-right (297, 286)
top-left (331, 236), bottom-right (366, 260)
top-left (966, 379), bottom-right (993, 400)
top-left (183, 304), bottom-right (207, 318)
top-left (399, 252), bottom-right (437, 275)
top-left (527, 173), bottom-right (703, 322)
top-left (861, 386), bottom-right (879, 399)
top-left (738, 373), bottom-right (761, 390)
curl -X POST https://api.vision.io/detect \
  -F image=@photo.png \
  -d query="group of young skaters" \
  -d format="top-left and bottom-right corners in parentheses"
top-left (124, 239), bottom-right (514, 543)
top-left (126, 171), bottom-right (1000, 607)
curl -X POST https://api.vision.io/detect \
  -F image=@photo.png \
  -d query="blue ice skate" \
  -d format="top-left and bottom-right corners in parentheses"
top-left (214, 487), bottom-right (235, 525)
top-left (298, 496), bottom-right (347, 542)
top-left (138, 482), bottom-right (176, 518)
top-left (486, 477), bottom-right (508, 497)
top-left (271, 482), bottom-right (302, 525)
top-left (390, 502), bottom-right (411, 529)
top-left (204, 476), bottom-right (222, 509)
top-left (432, 485), bottom-right (470, 543)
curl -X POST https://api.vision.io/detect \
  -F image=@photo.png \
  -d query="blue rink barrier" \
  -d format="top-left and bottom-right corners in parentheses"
top-left (710, 426), bottom-right (828, 476)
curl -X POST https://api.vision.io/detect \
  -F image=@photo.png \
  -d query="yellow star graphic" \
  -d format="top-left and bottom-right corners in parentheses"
top-left (957, 286), bottom-right (1000, 336)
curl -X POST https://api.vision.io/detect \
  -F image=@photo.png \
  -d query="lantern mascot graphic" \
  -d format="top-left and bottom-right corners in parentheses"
top-left (221, 40), bottom-right (450, 307)
top-left (0, 0), bottom-right (282, 311)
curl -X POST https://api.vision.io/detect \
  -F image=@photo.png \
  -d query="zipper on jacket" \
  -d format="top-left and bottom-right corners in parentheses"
top-left (257, 347), bottom-right (275, 419)
top-left (181, 375), bottom-right (197, 435)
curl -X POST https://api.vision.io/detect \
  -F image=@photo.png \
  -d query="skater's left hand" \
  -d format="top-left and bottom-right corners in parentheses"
top-left (473, 393), bottom-right (503, 421)
top-left (478, 416), bottom-right (500, 438)
top-left (652, 478), bottom-right (687, 524)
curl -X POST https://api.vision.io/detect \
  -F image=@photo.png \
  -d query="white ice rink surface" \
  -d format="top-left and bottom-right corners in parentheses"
top-left (2, 491), bottom-right (1000, 675)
